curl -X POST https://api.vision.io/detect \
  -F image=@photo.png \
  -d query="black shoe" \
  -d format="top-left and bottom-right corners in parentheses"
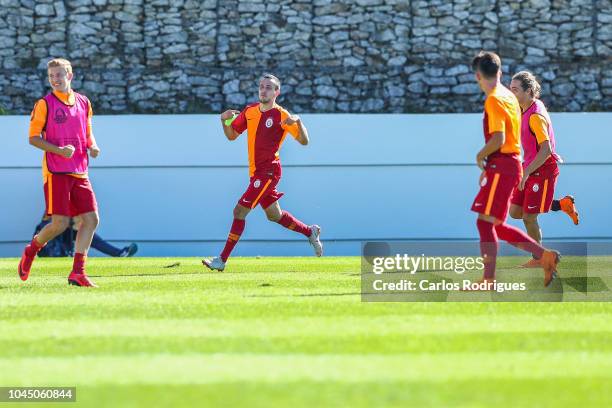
top-left (119, 243), bottom-right (138, 257)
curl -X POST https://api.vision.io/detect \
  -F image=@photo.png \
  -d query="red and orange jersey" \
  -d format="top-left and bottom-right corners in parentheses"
top-left (483, 85), bottom-right (521, 155)
top-left (29, 90), bottom-right (94, 182)
top-left (231, 102), bottom-right (300, 176)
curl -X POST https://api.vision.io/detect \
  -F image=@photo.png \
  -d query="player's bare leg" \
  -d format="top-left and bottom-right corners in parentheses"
top-left (73, 211), bottom-right (98, 255)
top-left (68, 211), bottom-right (99, 287)
top-left (509, 206), bottom-right (543, 243)
top-left (18, 214), bottom-right (70, 281)
top-left (37, 215), bottom-right (71, 244)
top-left (509, 204), bottom-right (523, 220)
top-left (263, 201), bottom-right (283, 222)
top-left (520, 213), bottom-right (543, 268)
top-left (509, 205), bottom-right (539, 267)
top-left (203, 204), bottom-right (250, 271)
top-left (265, 201), bottom-right (322, 257)
top-left (233, 204), bottom-right (250, 220)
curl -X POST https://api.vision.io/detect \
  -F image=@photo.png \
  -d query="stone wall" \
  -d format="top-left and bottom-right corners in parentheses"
top-left (0, 0), bottom-right (610, 114)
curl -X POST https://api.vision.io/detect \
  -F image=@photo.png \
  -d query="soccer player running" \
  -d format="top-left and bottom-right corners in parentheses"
top-left (508, 71), bottom-right (579, 268)
top-left (470, 51), bottom-right (560, 288)
top-left (18, 58), bottom-right (100, 287)
top-left (203, 74), bottom-right (322, 271)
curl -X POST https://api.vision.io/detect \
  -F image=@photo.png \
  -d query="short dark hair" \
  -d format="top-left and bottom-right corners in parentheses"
top-left (471, 51), bottom-right (501, 79)
top-left (260, 73), bottom-right (280, 90)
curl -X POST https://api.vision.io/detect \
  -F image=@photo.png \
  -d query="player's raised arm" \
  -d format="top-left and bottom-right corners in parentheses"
top-left (220, 109), bottom-right (241, 140)
top-left (282, 114), bottom-right (309, 146)
top-left (203, 73), bottom-right (322, 272)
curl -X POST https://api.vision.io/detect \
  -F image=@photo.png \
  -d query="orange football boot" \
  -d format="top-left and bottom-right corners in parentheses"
top-left (559, 195), bottom-right (579, 225)
top-left (520, 258), bottom-right (541, 268)
top-left (540, 250), bottom-right (561, 287)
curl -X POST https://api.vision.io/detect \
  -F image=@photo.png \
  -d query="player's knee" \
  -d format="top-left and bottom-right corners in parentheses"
top-left (79, 213), bottom-right (99, 229)
top-left (51, 218), bottom-right (70, 233)
top-left (509, 206), bottom-right (522, 219)
top-left (523, 214), bottom-right (538, 225)
top-left (88, 213), bottom-right (100, 229)
top-left (233, 205), bottom-right (248, 219)
top-left (266, 211), bottom-right (281, 222)
top-left (72, 218), bottom-right (82, 231)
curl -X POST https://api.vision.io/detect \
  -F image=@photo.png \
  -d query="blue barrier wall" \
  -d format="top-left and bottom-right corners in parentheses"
top-left (1, 113), bottom-right (610, 257)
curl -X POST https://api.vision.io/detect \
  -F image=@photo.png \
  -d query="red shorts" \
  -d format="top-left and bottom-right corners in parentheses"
top-left (510, 174), bottom-right (558, 214)
top-left (44, 174), bottom-right (98, 217)
top-left (471, 170), bottom-right (520, 221)
top-left (238, 173), bottom-right (283, 209)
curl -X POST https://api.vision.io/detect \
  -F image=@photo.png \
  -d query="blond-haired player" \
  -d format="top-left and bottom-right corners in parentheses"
top-left (18, 58), bottom-right (100, 287)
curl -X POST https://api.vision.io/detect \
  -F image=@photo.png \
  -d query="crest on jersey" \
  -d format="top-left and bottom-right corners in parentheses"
top-left (532, 183), bottom-right (539, 192)
top-left (54, 108), bottom-right (67, 124)
top-left (265, 118), bottom-right (273, 128)
top-left (254, 179), bottom-right (261, 188)
top-left (480, 176), bottom-right (487, 187)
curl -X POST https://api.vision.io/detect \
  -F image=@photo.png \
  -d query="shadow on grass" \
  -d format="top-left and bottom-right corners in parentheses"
top-left (88, 271), bottom-right (205, 278)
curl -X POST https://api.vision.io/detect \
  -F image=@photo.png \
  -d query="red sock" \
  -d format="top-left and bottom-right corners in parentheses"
top-left (24, 236), bottom-right (44, 257)
top-left (72, 253), bottom-right (86, 275)
top-left (277, 211), bottom-right (311, 237)
top-left (220, 218), bottom-right (245, 262)
top-left (477, 219), bottom-right (498, 279)
top-left (495, 223), bottom-right (545, 259)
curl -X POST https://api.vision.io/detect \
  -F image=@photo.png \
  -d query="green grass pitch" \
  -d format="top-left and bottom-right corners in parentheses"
top-left (0, 256), bottom-right (611, 407)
